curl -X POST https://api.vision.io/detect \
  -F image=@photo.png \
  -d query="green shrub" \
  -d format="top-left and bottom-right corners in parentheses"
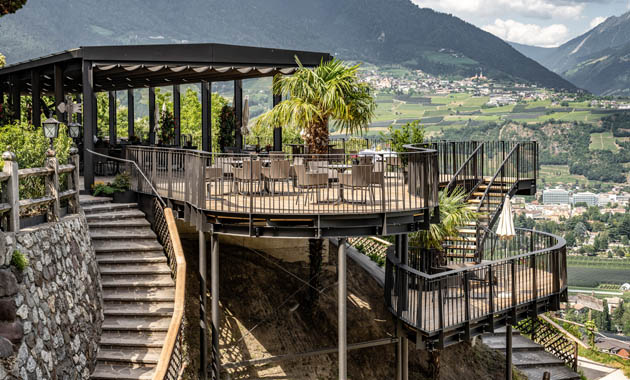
top-left (11, 250), bottom-right (29, 271)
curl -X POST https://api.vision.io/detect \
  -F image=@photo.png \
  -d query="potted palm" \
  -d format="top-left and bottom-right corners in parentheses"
top-left (255, 57), bottom-right (376, 154)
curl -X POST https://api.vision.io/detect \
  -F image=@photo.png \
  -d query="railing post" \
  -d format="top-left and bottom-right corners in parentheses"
top-left (2, 151), bottom-right (19, 232)
top-left (45, 149), bottom-right (60, 222)
top-left (151, 149), bottom-right (157, 185)
top-left (167, 150), bottom-right (173, 199)
top-left (511, 259), bottom-right (517, 310)
top-left (198, 154), bottom-right (205, 209)
top-left (69, 147), bottom-right (80, 214)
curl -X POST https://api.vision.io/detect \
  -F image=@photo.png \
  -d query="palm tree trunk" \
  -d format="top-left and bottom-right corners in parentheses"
top-left (305, 119), bottom-right (329, 154)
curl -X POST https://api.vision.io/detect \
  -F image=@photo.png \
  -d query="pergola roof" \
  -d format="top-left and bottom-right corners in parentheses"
top-left (0, 43), bottom-right (332, 94)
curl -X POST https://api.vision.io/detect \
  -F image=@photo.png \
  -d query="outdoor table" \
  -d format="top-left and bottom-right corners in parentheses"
top-left (327, 164), bottom-right (352, 203)
top-left (357, 149), bottom-right (398, 160)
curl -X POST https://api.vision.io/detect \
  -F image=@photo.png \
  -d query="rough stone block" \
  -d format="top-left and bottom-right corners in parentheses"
top-left (0, 320), bottom-right (23, 343)
top-left (0, 269), bottom-right (18, 297)
top-left (0, 336), bottom-right (13, 358)
top-left (0, 298), bottom-right (17, 321)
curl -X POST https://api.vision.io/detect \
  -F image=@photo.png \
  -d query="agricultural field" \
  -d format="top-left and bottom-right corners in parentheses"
top-left (539, 165), bottom-right (595, 187)
top-left (590, 132), bottom-right (619, 152)
top-left (567, 256), bottom-right (630, 288)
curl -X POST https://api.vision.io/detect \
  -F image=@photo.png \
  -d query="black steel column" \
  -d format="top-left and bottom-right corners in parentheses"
top-left (506, 323), bottom-right (513, 380)
top-left (9, 75), bottom-right (20, 123)
top-left (199, 231), bottom-right (208, 380)
top-left (234, 79), bottom-right (243, 151)
top-left (31, 69), bottom-right (41, 128)
top-left (108, 91), bottom-right (117, 145)
top-left (173, 84), bottom-right (181, 147)
top-left (54, 63), bottom-right (64, 122)
top-left (127, 89), bottom-right (134, 139)
top-left (201, 81), bottom-right (211, 152)
top-left (211, 234), bottom-right (220, 380)
top-left (272, 93), bottom-right (282, 151)
top-left (82, 60), bottom-right (96, 192)
top-left (148, 87), bottom-right (156, 145)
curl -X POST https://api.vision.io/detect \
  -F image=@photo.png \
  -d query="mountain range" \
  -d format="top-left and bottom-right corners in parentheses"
top-left (512, 11), bottom-right (630, 96)
top-left (0, 0), bottom-right (575, 90)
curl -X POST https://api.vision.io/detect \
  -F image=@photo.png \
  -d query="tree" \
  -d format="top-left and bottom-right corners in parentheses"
top-left (255, 58), bottom-right (375, 154)
top-left (0, 0), bottom-right (27, 16)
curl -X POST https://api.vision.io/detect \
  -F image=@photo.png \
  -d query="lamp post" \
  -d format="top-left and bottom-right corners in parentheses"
top-left (42, 113), bottom-right (60, 150)
top-left (68, 121), bottom-right (82, 142)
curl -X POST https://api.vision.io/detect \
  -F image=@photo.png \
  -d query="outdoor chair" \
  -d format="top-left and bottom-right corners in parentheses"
top-left (338, 164), bottom-right (374, 203)
top-left (94, 147), bottom-right (116, 176)
top-left (205, 166), bottom-right (224, 200)
top-left (269, 152), bottom-right (286, 161)
top-left (233, 160), bottom-right (263, 195)
top-left (294, 164), bottom-right (329, 205)
top-left (308, 160), bottom-right (337, 181)
top-left (261, 159), bottom-right (291, 195)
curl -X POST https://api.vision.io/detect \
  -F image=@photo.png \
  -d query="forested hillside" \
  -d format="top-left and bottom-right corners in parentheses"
top-left (0, 0), bottom-right (575, 89)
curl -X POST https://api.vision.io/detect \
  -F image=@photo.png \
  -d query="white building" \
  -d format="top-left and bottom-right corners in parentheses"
top-left (543, 189), bottom-right (570, 205)
top-left (573, 192), bottom-right (598, 206)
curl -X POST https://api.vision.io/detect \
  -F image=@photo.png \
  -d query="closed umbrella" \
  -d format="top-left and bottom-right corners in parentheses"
top-left (241, 96), bottom-right (250, 136)
top-left (496, 196), bottom-right (516, 240)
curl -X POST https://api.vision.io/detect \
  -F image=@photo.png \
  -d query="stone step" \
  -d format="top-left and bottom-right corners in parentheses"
top-left (519, 366), bottom-right (581, 380)
top-left (97, 252), bottom-right (167, 265)
top-left (85, 210), bottom-right (147, 222)
top-left (99, 331), bottom-right (168, 348)
top-left (88, 218), bottom-right (152, 229)
top-left (90, 363), bottom-right (156, 380)
top-left (483, 334), bottom-right (542, 351)
top-left (457, 228), bottom-right (477, 234)
top-left (96, 347), bottom-right (161, 365)
top-left (103, 302), bottom-right (174, 317)
top-left (103, 288), bottom-right (175, 303)
top-left (101, 274), bottom-right (174, 288)
top-left (93, 240), bottom-right (164, 253)
top-left (90, 228), bottom-right (157, 240)
top-left (493, 326), bottom-right (523, 335)
top-left (102, 316), bottom-right (171, 333)
top-left (99, 263), bottom-right (171, 275)
top-left (83, 203), bottom-right (139, 215)
top-left (79, 195), bottom-right (113, 206)
top-left (512, 350), bottom-right (566, 368)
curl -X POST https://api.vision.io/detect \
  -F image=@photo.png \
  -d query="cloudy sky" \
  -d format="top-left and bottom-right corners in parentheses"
top-left (412, 0), bottom-right (630, 47)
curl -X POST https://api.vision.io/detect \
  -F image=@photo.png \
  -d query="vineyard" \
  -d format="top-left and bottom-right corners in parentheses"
top-left (567, 256), bottom-right (630, 287)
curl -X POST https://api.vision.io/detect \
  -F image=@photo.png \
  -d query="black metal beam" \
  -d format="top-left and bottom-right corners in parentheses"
top-left (31, 69), bottom-right (41, 128)
top-left (148, 87), bottom-right (156, 145)
top-left (54, 63), bottom-right (64, 122)
top-left (234, 80), bottom-right (243, 151)
top-left (109, 91), bottom-right (117, 145)
top-left (127, 89), bottom-right (134, 138)
top-left (83, 60), bottom-right (96, 192)
top-left (273, 93), bottom-right (282, 151)
top-left (173, 84), bottom-right (181, 147)
top-left (10, 75), bottom-right (20, 123)
top-left (201, 81), bottom-right (211, 152)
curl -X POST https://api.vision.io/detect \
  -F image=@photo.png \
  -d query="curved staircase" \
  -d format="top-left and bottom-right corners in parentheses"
top-left (80, 196), bottom-right (175, 380)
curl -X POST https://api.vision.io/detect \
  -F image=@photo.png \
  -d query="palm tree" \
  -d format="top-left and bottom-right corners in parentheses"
top-left (255, 57), bottom-right (376, 154)
top-left (411, 187), bottom-right (478, 249)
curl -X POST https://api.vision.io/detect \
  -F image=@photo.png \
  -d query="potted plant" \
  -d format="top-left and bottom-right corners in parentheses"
top-left (91, 172), bottom-right (135, 203)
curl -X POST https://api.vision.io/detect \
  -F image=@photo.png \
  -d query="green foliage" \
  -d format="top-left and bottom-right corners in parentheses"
top-left (159, 106), bottom-right (176, 145)
top-left (256, 58), bottom-right (375, 153)
top-left (0, 122), bottom-right (72, 199)
top-left (11, 250), bottom-right (28, 271)
top-left (379, 120), bottom-right (425, 154)
top-left (92, 172), bottom-right (130, 196)
top-left (0, 52), bottom-right (5, 67)
top-left (0, 0), bottom-right (27, 16)
top-left (410, 187), bottom-right (478, 249)
top-left (111, 171), bottom-right (130, 191)
top-left (218, 105), bottom-right (236, 151)
top-left (584, 319), bottom-right (598, 347)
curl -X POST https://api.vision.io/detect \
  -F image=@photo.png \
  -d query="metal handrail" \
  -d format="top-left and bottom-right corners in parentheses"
top-left (445, 142), bottom-right (484, 193)
top-left (86, 148), bottom-right (166, 207)
top-left (475, 142), bottom-right (520, 215)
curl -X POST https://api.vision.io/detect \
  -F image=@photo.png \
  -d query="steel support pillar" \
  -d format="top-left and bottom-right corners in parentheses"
top-left (506, 323), bottom-right (513, 380)
top-left (401, 335), bottom-right (409, 380)
top-left (201, 81), bottom-right (211, 152)
top-left (173, 84), bottom-right (181, 147)
top-left (272, 93), bottom-right (282, 151)
top-left (148, 87), bottom-right (156, 145)
top-left (234, 79), bottom-right (243, 151)
top-left (31, 69), bottom-right (41, 128)
top-left (211, 233), bottom-right (221, 379)
top-left (54, 63), bottom-right (64, 122)
top-left (82, 61), bottom-right (95, 192)
top-left (108, 91), bottom-right (117, 145)
top-left (199, 230), bottom-right (208, 380)
top-left (127, 89), bottom-right (134, 139)
top-left (338, 238), bottom-right (347, 380)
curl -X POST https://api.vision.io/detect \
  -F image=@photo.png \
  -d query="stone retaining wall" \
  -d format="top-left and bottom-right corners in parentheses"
top-left (0, 215), bottom-right (103, 380)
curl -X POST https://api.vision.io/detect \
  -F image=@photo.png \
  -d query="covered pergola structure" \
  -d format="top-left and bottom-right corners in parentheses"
top-left (0, 43), bottom-right (331, 191)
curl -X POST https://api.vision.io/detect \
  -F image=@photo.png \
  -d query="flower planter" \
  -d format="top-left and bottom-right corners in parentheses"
top-left (112, 190), bottom-right (136, 204)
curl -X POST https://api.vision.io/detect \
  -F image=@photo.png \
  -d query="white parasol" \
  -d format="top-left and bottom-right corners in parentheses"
top-left (496, 196), bottom-right (516, 240)
top-left (241, 96), bottom-right (250, 136)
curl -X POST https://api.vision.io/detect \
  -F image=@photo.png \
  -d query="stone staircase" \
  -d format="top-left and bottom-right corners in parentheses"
top-left (443, 180), bottom-right (510, 261)
top-left (483, 327), bottom-right (581, 380)
top-left (80, 196), bottom-right (175, 380)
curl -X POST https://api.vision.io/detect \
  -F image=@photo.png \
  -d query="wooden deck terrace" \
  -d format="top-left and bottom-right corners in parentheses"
top-left (125, 146), bottom-right (440, 237)
top-left (385, 228), bottom-right (568, 350)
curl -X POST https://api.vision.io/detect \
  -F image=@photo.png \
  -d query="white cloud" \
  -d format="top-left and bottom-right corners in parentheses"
top-left (414, 0), bottom-right (585, 20)
top-left (482, 19), bottom-right (570, 47)
top-left (589, 16), bottom-right (607, 28)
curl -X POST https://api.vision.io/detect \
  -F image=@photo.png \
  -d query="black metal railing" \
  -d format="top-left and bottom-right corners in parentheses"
top-left (516, 317), bottom-right (578, 371)
top-left (384, 228), bottom-right (566, 334)
top-left (125, 145), bottom-right (439, 217)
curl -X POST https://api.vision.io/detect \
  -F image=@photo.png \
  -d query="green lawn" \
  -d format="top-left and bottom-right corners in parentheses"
top-left (590, 132), bottom-right (619, 152)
